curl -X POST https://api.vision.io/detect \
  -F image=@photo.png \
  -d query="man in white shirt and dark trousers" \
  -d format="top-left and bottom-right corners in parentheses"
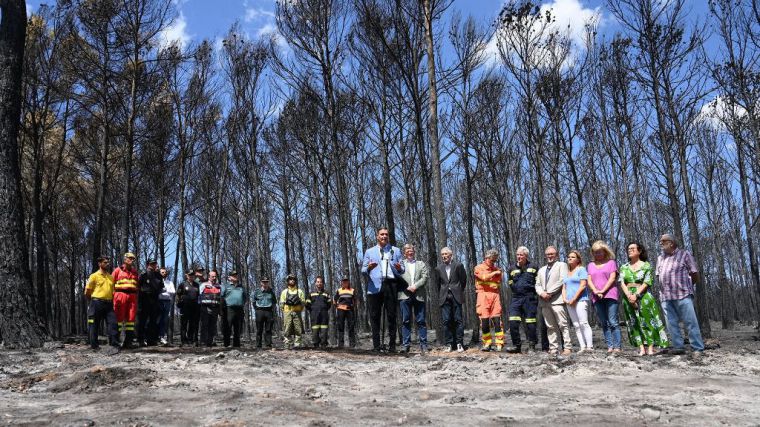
top-left (158, 267), bottom-right (176, 345)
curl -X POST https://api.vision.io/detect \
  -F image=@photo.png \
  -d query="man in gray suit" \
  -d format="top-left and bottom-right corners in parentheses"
top-left (399, 244), bottom-right (430, 353)
top-left (435, 247), bottom-right (467, 352)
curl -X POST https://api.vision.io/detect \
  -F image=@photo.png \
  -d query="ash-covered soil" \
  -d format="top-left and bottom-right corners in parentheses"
top-left (2, 323), bottom-right (760, 426)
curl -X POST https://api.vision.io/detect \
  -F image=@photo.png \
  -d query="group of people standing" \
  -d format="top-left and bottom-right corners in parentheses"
top-left (85, 255), bottom-right (252, 350)
top-left (361, 228), bottom-right (705, 356)
top-left (85, 229), bottom-right (704, 357)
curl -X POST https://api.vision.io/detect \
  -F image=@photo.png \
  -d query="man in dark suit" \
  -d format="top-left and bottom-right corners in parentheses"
top-left (435, 247), bottom-right (467, 352)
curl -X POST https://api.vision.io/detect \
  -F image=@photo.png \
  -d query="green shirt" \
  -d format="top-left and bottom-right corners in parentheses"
top-left (619, 261), bottom-right (653, 287)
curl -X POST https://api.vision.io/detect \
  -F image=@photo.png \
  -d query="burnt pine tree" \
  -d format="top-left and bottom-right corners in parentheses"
top-left (0, 0), bottom-right (46, 348)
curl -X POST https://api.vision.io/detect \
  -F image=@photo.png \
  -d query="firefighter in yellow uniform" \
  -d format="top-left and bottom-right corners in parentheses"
top-left (86, 256), bottom-right (119, 350)
top-left (280, 274), bottom-right (306, 349)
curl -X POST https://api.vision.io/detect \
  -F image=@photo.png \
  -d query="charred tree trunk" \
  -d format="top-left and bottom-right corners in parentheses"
top-left (0, 0), bottom-right (46, 347)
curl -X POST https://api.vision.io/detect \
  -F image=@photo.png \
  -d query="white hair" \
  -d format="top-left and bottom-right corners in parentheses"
top-left (516, 246), bottom-right (530, 257)
top-left (441, 247), bottom-right (453, 255)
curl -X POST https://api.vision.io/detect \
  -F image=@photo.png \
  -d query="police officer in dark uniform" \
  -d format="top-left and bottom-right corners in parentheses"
top-left (306, 276), bottom-right (332, 348)
top-left (137, 259), bottom-right (165, 346)
top-left (506, 247), bottom-right (539, 353)
top-left (176, 269), bottom-right (201, 345)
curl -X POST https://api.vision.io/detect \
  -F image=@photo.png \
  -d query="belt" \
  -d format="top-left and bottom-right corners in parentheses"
top-left (92, 297), bottom-right (113, 302)
top-left (115, 289), bottom-right (137, 294)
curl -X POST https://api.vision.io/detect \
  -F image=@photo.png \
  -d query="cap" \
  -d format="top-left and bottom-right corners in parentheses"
top-left (147, 259), bottom-right (158, 265)
top-left (260, 277), bottom-right (270, 282)
top-left (286, 273), bottom-right (297, 282)
top-left (124, 252), bottom-right (136, 259)
top-left (185, 269), bottom-right (194, 276)
top-left (229, 271), bottom-right (238, 277)
top-left (341, 275), bottom-right (350, 282)
top-left (194, 267), bottom-right (205, 273)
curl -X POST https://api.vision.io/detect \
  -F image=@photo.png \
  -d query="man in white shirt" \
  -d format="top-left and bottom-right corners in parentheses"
top-left (158, 267), bottom-right (176, 345)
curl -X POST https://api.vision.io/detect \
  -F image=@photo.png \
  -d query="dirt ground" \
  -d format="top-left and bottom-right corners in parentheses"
top-left (2, 322), bottom-right (760, 426)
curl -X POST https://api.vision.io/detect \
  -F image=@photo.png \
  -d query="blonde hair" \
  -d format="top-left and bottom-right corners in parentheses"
top-left (590, 240), bottom-right (615, 261)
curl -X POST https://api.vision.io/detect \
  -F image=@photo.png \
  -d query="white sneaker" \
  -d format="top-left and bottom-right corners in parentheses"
top-left (457, 344), bottom-right (464, 353)
top-left (160, 337), bottom-right (168, 345)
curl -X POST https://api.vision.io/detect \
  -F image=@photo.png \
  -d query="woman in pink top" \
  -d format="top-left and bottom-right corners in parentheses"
top-left (587, 240), bottom-right (621, 353)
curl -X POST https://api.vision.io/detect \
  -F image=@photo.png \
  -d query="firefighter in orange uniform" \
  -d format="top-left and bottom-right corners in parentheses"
top-left (112, 252), bottom-right (139, 349)
top-left (474, 249), bottom-right (505, 352)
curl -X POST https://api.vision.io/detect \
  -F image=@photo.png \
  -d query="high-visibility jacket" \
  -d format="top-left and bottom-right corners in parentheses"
top-left (280, 287), bottom-right (305, 313)
top-left (112, 266), bottom-right (139, 292)
top-left (474, 262), bottom-right (502, 293)
top-left (334, 288), bottom-right (355, 311)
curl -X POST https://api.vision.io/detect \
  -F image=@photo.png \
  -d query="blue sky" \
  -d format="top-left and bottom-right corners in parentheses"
top-left (26, 0), bottom-right (712, 53)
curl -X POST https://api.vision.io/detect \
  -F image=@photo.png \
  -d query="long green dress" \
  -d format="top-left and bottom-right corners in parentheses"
top-left (619, 262), bottom-right (669, 348)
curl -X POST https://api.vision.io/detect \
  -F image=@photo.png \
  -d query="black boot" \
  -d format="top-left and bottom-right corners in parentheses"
top-left (506, 346), bottom-right (521, 354)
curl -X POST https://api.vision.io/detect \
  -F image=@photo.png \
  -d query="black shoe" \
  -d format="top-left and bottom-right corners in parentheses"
top-left (528, 343), bottom-right (537, 352)
top-left (506, 346), bottom-right (521, 354)
top-left (401, 346), bottom-right (410, 354)
top-left (670, 348), bottom-right (686, 355)
top-left (388, 345), bottom-right (397, 354)
top-left (481, 345), bottom-right (492, 352)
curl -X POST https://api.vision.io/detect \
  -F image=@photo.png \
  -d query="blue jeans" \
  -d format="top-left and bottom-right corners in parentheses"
top-left (158, 299), bottom-right (172, 338)
top-left (662, 296), bottom-right (704, 351)
top-left (594, 298), bottom-right (621, 349)
top-left (400, 297), bottom-right (427, 348)
top-left (441, 297), bottom-right (464, 348)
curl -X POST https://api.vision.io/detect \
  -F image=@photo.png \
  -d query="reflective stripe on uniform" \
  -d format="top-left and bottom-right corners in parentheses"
top-left (525, 318), bottom-right (537, 323)
top-left (509, 316), bottom-right (522, 321)
top-left (311, 325), bottom-right (329, 329)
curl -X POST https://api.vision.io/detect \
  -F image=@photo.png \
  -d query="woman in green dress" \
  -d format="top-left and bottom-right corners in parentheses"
top-left (620, 241), bottom-right (669, 356)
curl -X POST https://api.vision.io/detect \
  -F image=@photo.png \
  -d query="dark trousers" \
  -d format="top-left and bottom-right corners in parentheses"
top-left (200, 305), bottom-right (220, 346)
top-left (311, 309), bottom-right (330, 347)
top-left (255, 308), bottom-right (274, 348)
top-left (180, 303), bottom-right (200, 344)
top-left (336, 309), bottom-right (355, 347)
top-left (367, 280), bottom-right (397, 350)
top-left (509, 295), bottom-right (538, 348)
top-left (441, 296), bottom-right (464, 348)
top-left (400, 297), bottom-right (427, 348)
top-left (223, 306), bottom-right (244, 347)
top-left (87, 299), bottom-right (119, 348)
top-left (137, 294), bottom-right (160, 345)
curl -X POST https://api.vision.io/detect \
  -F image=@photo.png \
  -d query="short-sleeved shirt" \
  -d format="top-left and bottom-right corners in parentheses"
top-left (563, 267), bottom-right (589, 302)
top-left (619, 262), bottom-right (654, 287)
top-left (656, 249), bottom-right (698, 301)
top-left (86, 270), bottom-right (115, 300)
top-left (587, 260), bottom-right (619, 302)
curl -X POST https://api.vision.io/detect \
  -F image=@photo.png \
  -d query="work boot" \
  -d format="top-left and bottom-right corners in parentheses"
top-left (494, 345), bottom-right (503, 352)
top-left (481, 344), bottom-right (492, 352)
top-left (505, 346), bottom-right (521, 354)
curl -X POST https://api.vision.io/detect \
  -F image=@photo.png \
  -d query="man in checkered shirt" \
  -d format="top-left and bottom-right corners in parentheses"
top-left (656, 233), bottom-right (705, 355)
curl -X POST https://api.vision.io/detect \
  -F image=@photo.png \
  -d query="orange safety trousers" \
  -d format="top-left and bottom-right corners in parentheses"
top-left (113, 292), bottom-right (137, 333)
top-left (476, 290), bottom-right (502, 319)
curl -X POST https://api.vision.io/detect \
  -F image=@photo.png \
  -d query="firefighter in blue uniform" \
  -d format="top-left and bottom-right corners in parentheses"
top-left (306, 276), bottom-right (332, 348)
top-left (506, 246), bottom-right (539, 353)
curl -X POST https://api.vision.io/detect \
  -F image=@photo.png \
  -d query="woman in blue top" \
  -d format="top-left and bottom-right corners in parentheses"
top-left (562, 250), bottom-right (594, 351)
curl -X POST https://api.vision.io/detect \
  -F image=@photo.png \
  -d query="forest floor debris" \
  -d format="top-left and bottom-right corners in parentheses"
top-left (1, 322), bottom-right (759, 426)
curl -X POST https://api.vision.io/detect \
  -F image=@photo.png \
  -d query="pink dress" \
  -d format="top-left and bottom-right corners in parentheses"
top-left (587, 260), bottom-right (619, 303)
